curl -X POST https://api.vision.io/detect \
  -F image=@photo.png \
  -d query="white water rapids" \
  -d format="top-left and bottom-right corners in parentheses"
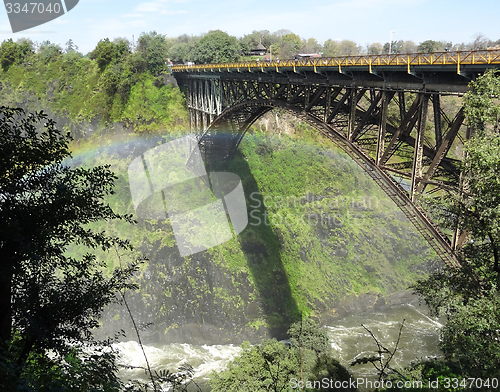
top-left (113, 304), bottom-right (444, 390)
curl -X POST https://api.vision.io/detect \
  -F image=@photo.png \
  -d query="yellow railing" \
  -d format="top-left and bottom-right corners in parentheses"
top-left (171, 49), bottom-right (500, 73)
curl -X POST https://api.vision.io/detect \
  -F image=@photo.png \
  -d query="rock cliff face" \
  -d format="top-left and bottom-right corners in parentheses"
top-left (91, 121), bottom-right (441, 345)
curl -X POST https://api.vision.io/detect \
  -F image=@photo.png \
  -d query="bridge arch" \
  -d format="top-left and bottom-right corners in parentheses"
top-left (195, 97), bottom-right (460, 268)
top-left (171, 51), bottom-right (500, 267)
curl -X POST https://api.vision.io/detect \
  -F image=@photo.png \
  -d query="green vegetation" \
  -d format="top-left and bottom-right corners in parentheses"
top-left (208, 318), bottom-right (356, 392)
top-left (0, 38), bottom-right (34, 70)
top-left (365, 70), bottom-right (500, 390)
top-left (0, 33), bottom-right (187, 133)
top-left (2, 29), bottom-right (500, 390)
top-left (190, 30), bottom-right (241, 64)
top-left (410, 70), bottom-right (500, 380)
top-left (0, 107), bottom-right (139, 390)
top-left (79, 118), bottom-right (440, 344)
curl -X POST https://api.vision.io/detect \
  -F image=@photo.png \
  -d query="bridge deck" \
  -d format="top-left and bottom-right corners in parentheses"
top-left (172, 49), bottom-right (500, 72)
top-left (172, 50), bottom-right (500, 93)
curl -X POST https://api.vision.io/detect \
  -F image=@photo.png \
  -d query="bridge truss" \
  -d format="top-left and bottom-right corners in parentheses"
top-left (173, 50), bottom-right (500, 268)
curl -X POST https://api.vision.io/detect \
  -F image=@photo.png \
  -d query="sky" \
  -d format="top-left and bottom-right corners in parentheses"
top-left (1, 0), bottom-right (499, 54)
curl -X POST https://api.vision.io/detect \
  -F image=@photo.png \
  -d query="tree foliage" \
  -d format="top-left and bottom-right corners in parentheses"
top-left (37, 40), bottom-right (63, 63)
top-left (0, 38), bottom-right (34, 71)
top-left (89, 38), bottom-right (130, 71)
top-left (208, 318), bottom-right (355, 392)
top-left (136, 31), bottom-right (169, 74)
top-left (417, 40), bottom-right (441, 53)
top-left (463, 69), bottom-right (500, 132)
top-left (323, 39), bottom-right (341, 57)
top-left (412, 69), bottom-right (500, 378)
top-left (382, 359), bottom-right (464, 391)
top-left (338, 40), bottom-right (359, 56)
top-left (276, 33), bottom-right (302, 58)
top-left (0, 107), bottom-right (138, 390)
top-left (191, 30), bottom-right (241, 64)
top-left (65, 39), bottom-right (79, 54)
top-left (288, 317), bottom-right (330, 356)
top-left (239, 30), bottom-right (277, 55)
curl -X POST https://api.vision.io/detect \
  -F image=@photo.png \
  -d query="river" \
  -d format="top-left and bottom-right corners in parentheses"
top-left (114, 303), bottom-right (443, 391)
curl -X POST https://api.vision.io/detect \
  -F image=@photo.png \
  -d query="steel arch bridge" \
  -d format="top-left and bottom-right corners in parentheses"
top-left (172, 50), bottom-right (500, 268)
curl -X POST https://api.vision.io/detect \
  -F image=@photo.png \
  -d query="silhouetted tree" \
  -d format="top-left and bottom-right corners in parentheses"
top-left (0, 107), bottom-right (138, 390)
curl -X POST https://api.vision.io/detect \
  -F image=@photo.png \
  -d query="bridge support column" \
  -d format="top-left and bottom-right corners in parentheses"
top-left (376, 90), bottom-right (390, 166)
top-left (187, 77), bottom-right (223, 133)
top-left (451, 124), bottom-right (474, 250)
top-left (348, 88), bottom-right (359, 141)
top-left (410, 93), bottom-right (429, 202)
top-left (433, 94), bottom-right (443, 148)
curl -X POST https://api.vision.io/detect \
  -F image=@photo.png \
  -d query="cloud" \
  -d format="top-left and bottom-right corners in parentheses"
top-left (122, 13), bottom-right (145, 18)
top-left (134, 0), bottom-right (188, 14)
top-left (135, 2), bottom-right (163, 12)
top-left (334, 0), bottom-right (427, 7)
top-left (160, 9), bottom-right (188, 15)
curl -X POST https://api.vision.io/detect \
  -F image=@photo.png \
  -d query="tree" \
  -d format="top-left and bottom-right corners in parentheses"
top-left (464, 68), bottom-right (500, 135)
top-left (383, 39), bottom-right (404, 54)
top-left (323, 39), bottom-right (341, 57)
top-left (288, 317), bottom-right (330, 357)
top-left (37, 40), bottom-right (63, 63)
top-left (240, 30), bottom-right (272, 55)
top-left (276, 33), bottom-right (302, 58)
top-left (65, 39), bottom-right (79, 53)
top-left (272, 29), bottom-right (293, 38)
top-left (209, 339), bottom-right (300, 392)
top-left (89, 38), bottom-right (119, 71)
top-left (382, 360), bottom-right (464, 391)
top-left (0, 39), bottom-right (19, 71)
top-left (191, 30), bottom-right (241, 64)
top-left (167, 35), bottom-right (200, 63)
top-left (208, 318), bottom-right (355, 391)
top-left (338, 40), bottom-right (359, 56)
top-left (0, 107), bottom-right (138, 390)
top-left (366, 42), bottom-right (383, 55)
top-left (301, 38), bottom-right (321, 54)
top-left (417, 40), bottom-right (441, 53)
top-left (401, 40), bottom-right (417, 54)
top-left (470, 33), bottom-right (489, 50)
top-left (168, 42), bottom-right (192, 63)
top-left (136, 31), bottom-right (169, 74)
top-left (0, 38), bottom-right (34, 71)
top-left (412, 69), bottom-right (500, 378)
top-left (113, 37), bottom-right (132, 51)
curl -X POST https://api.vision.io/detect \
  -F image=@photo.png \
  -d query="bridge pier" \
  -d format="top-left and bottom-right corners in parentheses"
top-left (186, 78), bottom-right (223, 133)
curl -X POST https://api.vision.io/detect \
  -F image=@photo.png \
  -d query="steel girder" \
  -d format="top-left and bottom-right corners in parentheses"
top-left (183, 76), bottom-right (466, 267)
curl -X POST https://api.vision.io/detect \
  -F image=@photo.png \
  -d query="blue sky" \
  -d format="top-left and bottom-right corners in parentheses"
top-left (1, 0), bottom-right (499, 54)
